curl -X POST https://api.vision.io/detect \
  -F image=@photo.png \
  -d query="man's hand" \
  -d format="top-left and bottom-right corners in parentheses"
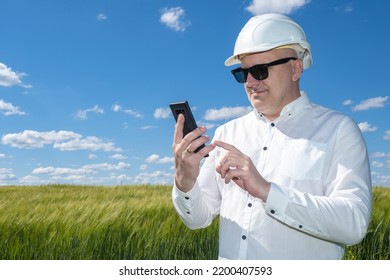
top-left (214, 140), bottom-right (270, 201)
top-left (172, 114), bottom-right (215, 192)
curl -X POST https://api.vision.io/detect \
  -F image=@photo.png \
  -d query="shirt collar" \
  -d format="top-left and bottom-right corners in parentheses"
top-left (255, 92), bottom-right (311, 121)
top-left (280, 92), bottom-right (310, 117)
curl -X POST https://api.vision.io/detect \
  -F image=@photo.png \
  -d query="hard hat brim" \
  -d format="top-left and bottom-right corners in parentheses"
top-left (225, 55), bottom-right (241, 66)
top-left (224, 46), bottom-right (312, 69)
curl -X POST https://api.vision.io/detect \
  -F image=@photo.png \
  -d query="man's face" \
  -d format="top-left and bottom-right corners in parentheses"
top-left (240, 48), bottom-right (302, 120)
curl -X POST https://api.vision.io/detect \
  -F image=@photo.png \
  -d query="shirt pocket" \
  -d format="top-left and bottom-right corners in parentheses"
top-left (279, 138), bottom-right (327, 180)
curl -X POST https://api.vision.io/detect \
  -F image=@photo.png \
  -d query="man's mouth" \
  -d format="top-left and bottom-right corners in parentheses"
top-left (249, 88), bottom-right (267, 95)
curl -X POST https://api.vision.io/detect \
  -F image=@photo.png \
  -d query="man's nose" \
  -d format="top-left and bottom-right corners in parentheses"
top-left (246, 72), bottom-right (260, 85)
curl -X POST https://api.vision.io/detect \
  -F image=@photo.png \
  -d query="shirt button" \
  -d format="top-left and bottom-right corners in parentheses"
top-left (242, 235), bottom-right (247, 240)
top-left (270, 209), bottom-right (275, 214)
top-left (248, 203), bottom-right (252, 207)
top-left (185, 196), bottom-right (189, 200)
top-left (299, 225), bottom-right (303, 229)
top-left (271, 123), bottom-right (275, 127)
top-left (263, 147), bottom-right (268, 151)
top-left (186, 211), bottom-right (190, 214)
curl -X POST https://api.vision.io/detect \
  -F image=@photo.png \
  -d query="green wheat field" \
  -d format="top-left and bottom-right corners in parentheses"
top-left (0, 185), bottom-right (388, 260)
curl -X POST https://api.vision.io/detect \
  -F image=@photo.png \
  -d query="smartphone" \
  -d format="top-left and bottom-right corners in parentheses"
top-left (169, 101), bottom-right (208, 156)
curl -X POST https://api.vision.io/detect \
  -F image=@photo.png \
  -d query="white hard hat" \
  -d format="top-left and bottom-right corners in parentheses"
top-left (225, 13), bottom-right (312, 69)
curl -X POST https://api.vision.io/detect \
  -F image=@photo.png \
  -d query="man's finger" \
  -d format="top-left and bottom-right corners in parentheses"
top-left (212, 140), bottom-right (239, 152)
top-left (173, 114), bottom-right (185, 144)
top-left (224, 168), bottom-right (241, 184)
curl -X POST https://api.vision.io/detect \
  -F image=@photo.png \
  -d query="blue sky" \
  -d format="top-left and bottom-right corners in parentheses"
top-left (1, 0), bottom-right (389, 186)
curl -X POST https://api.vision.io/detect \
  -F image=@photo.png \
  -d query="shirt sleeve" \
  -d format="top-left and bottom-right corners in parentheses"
top-left (172, 147), bottom-right (222, 230)
top-left (264, 116), bottom-right (372, 245)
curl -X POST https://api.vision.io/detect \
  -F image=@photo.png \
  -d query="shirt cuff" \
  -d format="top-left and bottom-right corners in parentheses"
top-left (264, 182), bottom-right (290, 218)
top-left (173, 181), bottom-right (201, 202)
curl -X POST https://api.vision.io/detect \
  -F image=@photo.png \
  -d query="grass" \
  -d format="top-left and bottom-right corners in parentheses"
top-left (0, 185), bottom-right (388, 260)
top-left (344, 187), bottom-right (390, 260)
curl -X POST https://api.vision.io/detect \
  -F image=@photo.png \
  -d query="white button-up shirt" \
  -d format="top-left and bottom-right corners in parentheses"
top-left (172, 94), bottom-right (372, 260)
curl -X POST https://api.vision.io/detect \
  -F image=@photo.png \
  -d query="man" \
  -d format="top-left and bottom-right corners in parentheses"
top-left (172, 13), bottom-right (372, 259)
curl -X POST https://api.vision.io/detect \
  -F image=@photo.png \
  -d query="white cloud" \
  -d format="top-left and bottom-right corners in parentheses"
top-left (154, 107), bottom-right (171, 119)
top-left (140, 164), bottom-right (148, 171)
top-left (83, 162), bottom-right (131, 170)
top-left (0, 63), bottom-right (24, 87)
top-left (0, 168), bottom-right (17, 183)
top-left (32, 162), bottom-right (130, 179)
top-left (32, 166), bottom-right (95, 176)
top-left (53, 136), bottom-right (122, 152)
top-left (342, 99), bottom-right (353, 106)
top-left (371, 152), bottom-right (388, 158)
top-left (112, 104), bottom-right (143, 118)
top-left (358, 122), bottom-right (377, 133)
top-left (372, 173), bottom-right (390, 186)
top-left (204, 106), bottom-right (252, 121)
top-left (145, 154), bottom-right (159, 163)
top-left (145, 154), bottom-right (174, 164)
top-left (17, 175), bottom-right (44, 185)
top-left (0, 99), bottom-right (26, 116)
top-left (160, 7), bottom-right (190, 32)
top-left (133, 170), bottom-right (174, 185)
top-left (197, 120), bottom-right (216, 130)
top-left (141, 125), bottom-right (156, 130)
top-left (383, 130), bottom-right (390, 141)
top-left (25, 163), bottom-right (133, 186)
top-left (2, 130), bottom-right (79, 149)
top-left (115, 174), bottom-right (132, 183)
top-left (245, 0), bottom-right (310, 15)
top-left (0, 153), bottom-right (12, 160)
top-left (2, 130), bottom-right (121, 152)
top-left (352, 96), bottom-right (389, 111)
top-left (110, 153), bottom-right (128, 160)
top-left (112, 104), bottom-right (121, 112)
top-left (372, 161), bottom-right (384, 168)
top-left (97, 13), bottom-right (107, 21)
top-left (74, 105), bottom-right (104, 120)
top-left (335, 3), bottom-right (354, 13)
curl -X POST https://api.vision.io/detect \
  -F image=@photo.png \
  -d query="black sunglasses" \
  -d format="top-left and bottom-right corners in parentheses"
top-left (231, 57), bottom-right (297, 83)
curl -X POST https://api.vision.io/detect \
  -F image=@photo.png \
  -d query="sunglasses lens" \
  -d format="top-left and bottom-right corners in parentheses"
top-left (232, 69), bottom-right (247, 83)
top-left (231, 65), bottom-right (269, 83)
top-left (249, 65), bottom-right (268, 81)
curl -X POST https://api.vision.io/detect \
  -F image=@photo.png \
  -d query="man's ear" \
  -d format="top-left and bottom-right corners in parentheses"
top-left (292, 59), bottom-right (303, 82)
